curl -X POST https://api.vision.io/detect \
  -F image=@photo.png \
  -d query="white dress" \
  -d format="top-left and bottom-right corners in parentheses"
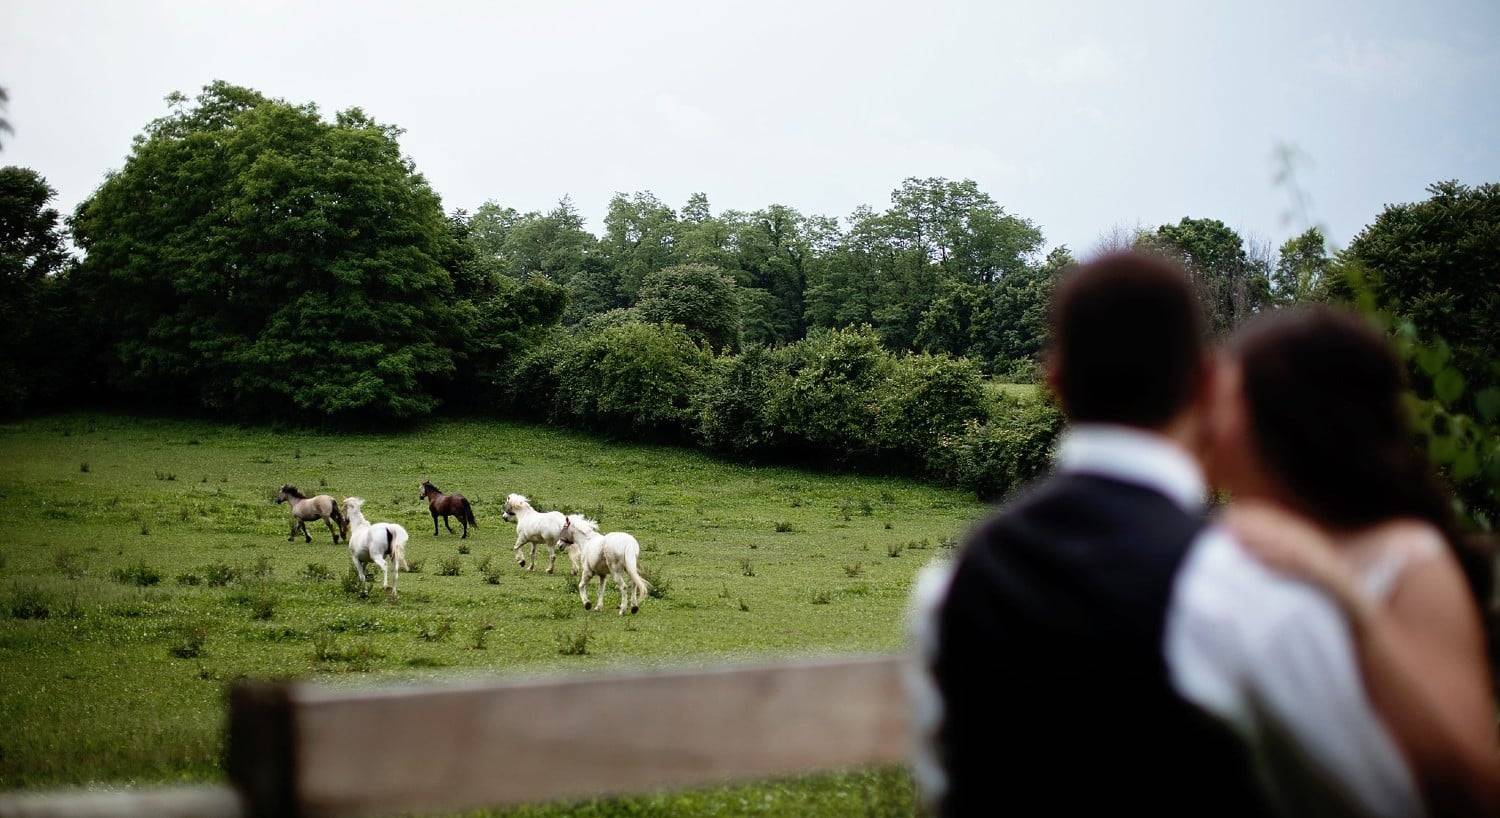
top-left (1342, 520), bottom-right (1447, 603)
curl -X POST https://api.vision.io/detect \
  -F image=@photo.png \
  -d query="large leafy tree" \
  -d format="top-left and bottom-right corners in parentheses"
top-left (599, 191), bottom-right (679, 305)
top-left (1345, 181), bottom-right (1500, 387)
top-left (1140, 217), bottom-right (1270, 334)
top-left (1272, 227), bottom-right (1331, 306)
top-left (69, 82), bottom-right (458, 420)
top-left (0, 166), bottom-right (71, 412)
top-left (633, 263), bottom-right (741, 350)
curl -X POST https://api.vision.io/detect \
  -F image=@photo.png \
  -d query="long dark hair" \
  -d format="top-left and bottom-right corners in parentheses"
top-left (1233, 307), bottom-right (1494, 608)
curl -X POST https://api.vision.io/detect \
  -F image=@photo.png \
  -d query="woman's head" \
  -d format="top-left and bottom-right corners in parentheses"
top-left (1210, 306), bottom-right (1491, 603)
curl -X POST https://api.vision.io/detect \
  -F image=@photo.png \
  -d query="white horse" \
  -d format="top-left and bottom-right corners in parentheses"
top-left (559, 515), bottom-right (650, 615)
top-left (343, 497), bottom-right (410, 598)
top-left (501, 493), bottom-right (575, 574)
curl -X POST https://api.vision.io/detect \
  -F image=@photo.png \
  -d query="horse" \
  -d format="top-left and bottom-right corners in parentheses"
top-left (500, 493), bottom-right (573, 574)
top-left (274, 484), bottom-right (347, 543)
top-left (559, 515), bottom-right (650, 615)
top-left (343, 497), bottom-right (410, 599)
top-left (418, 480), bottom-right (477, 538)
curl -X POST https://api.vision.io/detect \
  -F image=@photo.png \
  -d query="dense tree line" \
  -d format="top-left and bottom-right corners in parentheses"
top-left (0, 82), bottom-right (1495, 501)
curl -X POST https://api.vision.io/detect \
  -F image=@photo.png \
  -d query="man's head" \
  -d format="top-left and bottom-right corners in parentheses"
top-left (1046, 252), bottom-right (1207, 431)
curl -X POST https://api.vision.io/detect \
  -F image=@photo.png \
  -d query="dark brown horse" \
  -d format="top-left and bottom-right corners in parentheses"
top-left (419, 480), bottom-right (477, 539)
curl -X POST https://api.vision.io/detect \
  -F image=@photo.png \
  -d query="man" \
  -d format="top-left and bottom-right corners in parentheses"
top-left (910, 253), bottom-right (1422, 816)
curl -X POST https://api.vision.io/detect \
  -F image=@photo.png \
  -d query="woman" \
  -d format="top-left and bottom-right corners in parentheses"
top-left (1205, 306), bottom-right (1499, 816)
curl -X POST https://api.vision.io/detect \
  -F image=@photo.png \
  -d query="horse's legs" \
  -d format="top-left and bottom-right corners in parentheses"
top-left (595, 574), bottom-right (608, 611)
top-left (300, 520), bottom-right (312, 544)
top-left (443, 515), bottom-right (456, 535)
top-left (351, 553), bottom-right (367, 583)
top-left (322, 516), bottom-right (339, 543)
top-left (431, 510), bottom-right (440, 537)
top-left (546, 544), bottom-right (560, 575)
top-left (288, 518), bottom-right (299, 542)
top-left (514, 535), bottom-right (532, 570)
top-left (459, 516), bottom-right (468, 539)
top-left (614, 566), bottom-right (629, 615)
top-left (578, 567), bottom-right (592, 609)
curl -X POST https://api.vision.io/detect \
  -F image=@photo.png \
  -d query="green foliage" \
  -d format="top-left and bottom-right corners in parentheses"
top-left (1343, 181), bottom-right (1500, 395)
top-left (1272, 227), bottom-right (1331, 306)
top-left (551, 321), bottom-right (712, 439)
top-left (111, 562), bottom-right (163, 587)
top-left (875, 354), bottom-right (988, 464)
top-left (1138, 217), bottom-right (1270, 335)
top-left (765, 327), bottom-right (891, 460)
top-left (0, 166), bottom-right (73, 414)
top-left (67, 82), bottom-right (459, 421)
top-left (928, 399), bottom-right (1066, 500)
top-left (633, 263), bottom-right (742, 350)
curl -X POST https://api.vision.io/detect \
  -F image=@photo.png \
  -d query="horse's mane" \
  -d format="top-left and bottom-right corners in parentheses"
top-left (423, 481), bottom-right (441, 493)
top-left (568, 514), bottom-right (600, 535)
top-left (282, 485), bottom-right (306, 499)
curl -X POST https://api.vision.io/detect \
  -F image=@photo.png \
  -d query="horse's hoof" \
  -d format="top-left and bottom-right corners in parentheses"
top-left (631, 605), bottom-right (639, 614)
top-left (581, 600), bottom-right (590, 610)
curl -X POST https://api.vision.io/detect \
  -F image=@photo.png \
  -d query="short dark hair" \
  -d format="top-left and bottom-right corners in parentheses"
top-left (1048, 253), bottom-right (1205, 427)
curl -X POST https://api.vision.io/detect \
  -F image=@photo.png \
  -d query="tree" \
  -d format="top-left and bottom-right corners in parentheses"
top-left (1140, 217), bottom-right (1269, 334)
top-left (1345, 181), bottom-right (1500, 388)
top-left (1271, 227), bottom-right (1331, 306)
top-left (0, 166), bottom-right (70, 412)
top-left (600, 191), bottom-right (679, 304)
top-left (633, 263), bottom-right (741, 350)
top-left (69, 82), bottom-right (459, 421)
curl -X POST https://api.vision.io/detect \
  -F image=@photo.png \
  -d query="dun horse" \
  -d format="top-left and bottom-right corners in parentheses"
top-left (419, 480), bottom-right (477, 538)
top-left (275, 484), bottom-right (346, 543)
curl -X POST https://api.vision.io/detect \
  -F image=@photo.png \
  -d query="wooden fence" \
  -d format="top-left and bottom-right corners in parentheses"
top-left (0, 654), bottom-right (913, 818)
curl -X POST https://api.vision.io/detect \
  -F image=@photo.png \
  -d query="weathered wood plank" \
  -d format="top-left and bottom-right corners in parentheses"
top-left (237, 654), bottom-right (911, 818)
top-left (0, 785), bottom-right (243, 818)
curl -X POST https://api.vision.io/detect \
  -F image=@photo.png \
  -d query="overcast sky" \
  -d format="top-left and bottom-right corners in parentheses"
top-left (2, 0), bottom-right (1496, 255)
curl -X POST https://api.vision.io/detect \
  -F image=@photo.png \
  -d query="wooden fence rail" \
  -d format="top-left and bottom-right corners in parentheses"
top-left (0, 654), bottom-right (912, 818)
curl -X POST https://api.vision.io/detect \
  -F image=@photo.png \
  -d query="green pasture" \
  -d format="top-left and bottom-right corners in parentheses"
top-left (0, 413), bottom-right (990, 815)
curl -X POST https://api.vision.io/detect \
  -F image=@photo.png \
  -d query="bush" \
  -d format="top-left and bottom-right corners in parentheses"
top-left (300, 562), bottom-right (333, 582)
top-left (633, 263), bottom-right (742, 351)
top-left (436, 556), bottom-right (463, 576)
top-left (112, 562), bottom-right (162, 587)
top-left (170, 627), bottom-right (208, 659)
top-left (875, 354), bottom-right (988, 461)
top-left (928, 399), bottom-right (1064, 500)
top-left (763, 327), bottom-right (890, 461)
top-left (8, 585), bottom-right (52, 619)
top-left (203, 561), bottom-right (240, 587)
top-left (552, 321), bottom-right (712, 439)
top-left (176, 572), bottom-right (202, 586)
top-left (693, 346), bottom-right (788, 455)
top-left (556, 623), bottom-right (591, 656)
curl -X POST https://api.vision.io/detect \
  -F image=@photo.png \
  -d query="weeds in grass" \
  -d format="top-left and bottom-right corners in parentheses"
top-left (457, 543), bottom-right (471, 555)
top-left (341, 566), bottom-right (368, 598)
top-left (312, 632), bottom-right (381, 671)
top-left (53, 548), bottom-right (84, 580)
top-left (79, 462), bottom-right (89, 473)
top-left (112, 562), bottom-right (163, 587)
top-left (907, 539), bottom-right (930, 550)
top-left (170, 626), bottom-right (208, 659)
top-left (477, 556), bottom-right (501, 585)
top-left (939, 536), bottom-right (959, 549)
top-left (884, 522), bottom-right (894, 530)
top-left (138, 523), bottom-right (151, 536)
top-left (300, 563), bottom-right (333, 582)
top-left (740, 558), bottom-right (756, 577)
top-left (719, 584), bottom-right (731, 598)
top-left (293, 448), bottom-right (301, 460)
top-left (886, 543), bottom-right (904, 559)
top-left (738, 598), bottom-right (750, 612)
top-left (859, 499), bottom-right (874, 516)
top-left (644, 567), bottom-right (670, 599)
top-left (548, 597), bottom-right (575, 620)
top-left (405, 558), bottom-right (424, 574)
top-left (417, 617), bottom-right (453, 642)
top-left (556, 622), bottom-right (591, 656)
top-left (471, 622), bottom-right (494, 650)
top-left (318, 477), bottom-right (327, 487)
top-left (154, 470), bottom-right (176, 482)
top-left (810, 589), bottom-right (833, 605)
top-left (203, 561), bottom-right (240, 587)
top-left (252, 555), bottom-right (274, 580)
top-left (627, 490), bottom-right (641, 505)
top-left (839, 500), bottom-right (854, 521)
top-left (774, 521), bottom-right (794, 533)
top-left (176, 572), bottom-right (202, 586)
top-left (8, 585), bottom-right (53, 619)
top-left (436, 556), bottom-right (463, 576)
top-left (880, 490), bottom-right (896, 504)
top-left (789, 496), bottom-right (804, 508)
top-left (843, 583), bottom-right (871, 597)
top-left (843, 562), bottom-right (864, 578)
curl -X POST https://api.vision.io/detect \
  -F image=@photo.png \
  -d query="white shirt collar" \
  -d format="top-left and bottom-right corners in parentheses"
top-left (1054, 423), bottom-right (1207, 511)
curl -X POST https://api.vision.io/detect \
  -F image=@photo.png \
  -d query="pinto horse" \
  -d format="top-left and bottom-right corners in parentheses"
top-left (419, 480), bottom-right (477, 538)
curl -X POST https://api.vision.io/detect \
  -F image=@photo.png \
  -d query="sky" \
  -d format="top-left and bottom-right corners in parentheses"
top-left (2, 0), bottom-right (1496, 255)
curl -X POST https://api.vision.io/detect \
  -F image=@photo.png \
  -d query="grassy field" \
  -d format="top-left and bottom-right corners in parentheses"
top-left (0, 413), bottom-right (990, 815)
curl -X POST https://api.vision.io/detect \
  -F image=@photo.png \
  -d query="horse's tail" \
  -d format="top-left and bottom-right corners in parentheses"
top-left (462, 497), bottom-right (477, 528)
top-left (389, 525), bottom-right (410, 572)
top-left (626, 546), bottom-right (650, 608)
top-left (330, 499), bottom-right (348, 539)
